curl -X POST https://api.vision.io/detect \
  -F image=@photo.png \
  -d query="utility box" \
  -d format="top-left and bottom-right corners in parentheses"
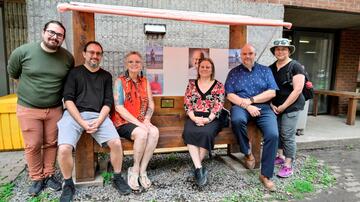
top-left (0, 94), bottom-right (24, 151)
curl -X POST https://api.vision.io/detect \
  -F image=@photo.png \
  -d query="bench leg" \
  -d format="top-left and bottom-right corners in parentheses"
top-left (313, 94), bottom-right (319, 116)
top-left (248, 123), bottom-right (262, 169)
top-left (346, 98), bottom-right (357, 125)
top-left (75, 134), bottom-right (95, 182)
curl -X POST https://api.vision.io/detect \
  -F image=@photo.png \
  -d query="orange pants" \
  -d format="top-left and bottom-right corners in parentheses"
top-left (16, 104), bottom-right (63, 180)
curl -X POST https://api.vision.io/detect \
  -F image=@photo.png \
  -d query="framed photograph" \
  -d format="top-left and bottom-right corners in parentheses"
top-left (160, 98), bottom-right (174, 108)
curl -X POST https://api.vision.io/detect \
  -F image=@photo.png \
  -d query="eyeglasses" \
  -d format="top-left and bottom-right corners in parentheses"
top-left (46, 30), bottom-right (64, 39)
top-left (127, 60), bottom-right (141, 64)
top-left (273, 39), bottom-right (290, 46)
top-left (86, 51), bottom-right (103, 56)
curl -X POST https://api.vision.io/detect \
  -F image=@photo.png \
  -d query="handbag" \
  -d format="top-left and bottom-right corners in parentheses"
top-left (219, 108), bottom-right (230, 128)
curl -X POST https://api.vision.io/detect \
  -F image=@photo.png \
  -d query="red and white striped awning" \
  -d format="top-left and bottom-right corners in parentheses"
top-left (57, 2), bottom-right (292, 29)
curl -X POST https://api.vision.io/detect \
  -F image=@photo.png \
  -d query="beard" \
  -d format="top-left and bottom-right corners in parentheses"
top-left (88, 59), bottom-right (100, 68)
top-left (43, 38), bottom-right (61, 50)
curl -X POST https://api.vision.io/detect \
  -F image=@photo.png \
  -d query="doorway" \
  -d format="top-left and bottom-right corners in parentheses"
top-left (288, 31), bottom-right (335, 113)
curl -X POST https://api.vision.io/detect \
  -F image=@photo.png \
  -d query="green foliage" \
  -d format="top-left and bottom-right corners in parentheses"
top-left (223, 155), bottom-right (336, 202)
top-left (345, 145), bottom-right (354, 150)
top-left (26, 191), bottom-right (59, 202)
top-left (101, 171), bottom-right (113, 185)
top-left (166, 153), bottom-right (178, 163)
top-left (0, 183), bottom-right (14, 202)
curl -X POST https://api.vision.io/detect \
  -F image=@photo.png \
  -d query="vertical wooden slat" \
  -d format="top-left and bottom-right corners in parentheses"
top-left (72, 11), bottom-right (95, 66)
top-left (227, 25), bottom-right (247, 155)
top-left (229, 25), bottom-right (247, 49)
top-left (72, 11), bottom-right (96, 182)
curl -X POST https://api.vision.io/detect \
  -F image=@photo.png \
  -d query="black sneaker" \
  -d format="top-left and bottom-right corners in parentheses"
top-left (28, 180), bottom-right (44, 196)
top-left (60, 183), bottom-right (75, 202)
top-left (113, 175), bottom-right (132, 195)
top-left (195, 167), bottom-right (207, 186)
top-left (45, 175), bottom-right (62, 191)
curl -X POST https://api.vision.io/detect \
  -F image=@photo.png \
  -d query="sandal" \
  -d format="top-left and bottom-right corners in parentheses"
top-left (139, 172), bottom-right (152, 189)
top-left (127, 167), bottom-right (140, 191)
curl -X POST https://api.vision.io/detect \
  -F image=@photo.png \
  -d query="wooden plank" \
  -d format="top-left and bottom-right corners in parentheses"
top-left (229, 25), bottom-right (247, 49)
top-left (228, 25), bottom-right (247, 154)
top-left (314, 90), bottom-right (360, 98)
top-left (75, 133), bottom-right (95, 182)
top-left (347, 98), bottom-right (357, 125)
top-left (72, 11), bottom-right (95, 66)
top-left (73, 11), bottom-right (95, 182)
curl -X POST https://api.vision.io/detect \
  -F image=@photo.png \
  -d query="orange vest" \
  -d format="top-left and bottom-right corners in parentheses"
top-left (111, 75), bottom-right (149, 128)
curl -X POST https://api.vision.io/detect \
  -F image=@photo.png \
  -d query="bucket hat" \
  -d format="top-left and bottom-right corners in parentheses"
top-left (270, 38), bottom-right (295, 55)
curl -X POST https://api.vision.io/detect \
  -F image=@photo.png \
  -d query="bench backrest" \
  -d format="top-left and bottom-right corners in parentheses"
top-left (152, 96), bottom-right (232, 127)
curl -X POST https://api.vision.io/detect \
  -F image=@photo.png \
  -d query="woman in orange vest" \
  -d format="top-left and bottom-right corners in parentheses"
top-left (112, 51), bottom-right (159, 191)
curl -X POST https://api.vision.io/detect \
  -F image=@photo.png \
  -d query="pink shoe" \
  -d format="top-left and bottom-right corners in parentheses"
top-left (274, 156), bottom-right (285, 165)
top-left (277, 165), bottom-right (293, 178)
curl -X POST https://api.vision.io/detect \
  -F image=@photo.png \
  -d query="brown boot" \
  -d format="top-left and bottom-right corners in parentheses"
top-left (243, 154), bottom-right (255, 169)
top-left (259, 175), bottom-right (276, 192)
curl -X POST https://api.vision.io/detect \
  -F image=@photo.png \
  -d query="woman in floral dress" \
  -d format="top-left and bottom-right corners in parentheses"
top-left (182, 58), bottom-right (225, 186)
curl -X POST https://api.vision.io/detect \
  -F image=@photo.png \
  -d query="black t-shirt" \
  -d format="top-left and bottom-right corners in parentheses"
top-left (63, 65), bottom-right (113, 113)
top-left (270, 60), bottom-right (305, 113)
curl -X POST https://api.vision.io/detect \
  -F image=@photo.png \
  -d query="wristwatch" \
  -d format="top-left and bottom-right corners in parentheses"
top-left (250, 97), bottom-right (255, 104)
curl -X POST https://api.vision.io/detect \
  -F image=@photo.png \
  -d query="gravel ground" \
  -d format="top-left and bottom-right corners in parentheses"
top-left (10, 149), bottom-right (312, 201)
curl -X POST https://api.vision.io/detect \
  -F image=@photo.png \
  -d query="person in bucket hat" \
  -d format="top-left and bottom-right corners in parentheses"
top-left (270, 38), bottom-right (295, 55)
top-left (269, 38), bottom-right (306, 178)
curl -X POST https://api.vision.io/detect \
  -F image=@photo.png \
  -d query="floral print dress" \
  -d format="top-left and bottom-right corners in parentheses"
top-left (182, 79), bottom-right (225, 152)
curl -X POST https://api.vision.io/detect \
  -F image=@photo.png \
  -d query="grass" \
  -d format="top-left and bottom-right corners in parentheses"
top-left (26, 191), bottom-right (59, 202)
top-left (101, 171), bottom-right (113, 185)
top-left (0, 183), bottom-right (14, 202)
top-left (222, 155), bottom-right (336, 201)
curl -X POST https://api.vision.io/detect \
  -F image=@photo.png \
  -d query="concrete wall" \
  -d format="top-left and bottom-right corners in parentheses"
top-left (26, 0), bottom-right (284, 76)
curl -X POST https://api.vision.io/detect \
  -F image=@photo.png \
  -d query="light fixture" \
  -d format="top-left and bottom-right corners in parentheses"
top-left (299, 40), bottom-right (310, 43)
top-left (305, 51), bottom-right (317, 54)
top-left (144, 23), bottom-right (166, 35)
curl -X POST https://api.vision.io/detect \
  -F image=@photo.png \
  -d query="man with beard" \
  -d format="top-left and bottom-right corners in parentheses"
top-left (7, 20), bottom-right (74, 196)
top-left (57, 41), bottom-right (131, 201)
top-left (225, 44), bottom-right (279, 191)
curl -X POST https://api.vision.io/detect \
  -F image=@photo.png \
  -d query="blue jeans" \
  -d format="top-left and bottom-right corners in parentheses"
top-left (231, 104), bottom-right (278, 178)
top-left (277, 111), bottom-right (300, 160)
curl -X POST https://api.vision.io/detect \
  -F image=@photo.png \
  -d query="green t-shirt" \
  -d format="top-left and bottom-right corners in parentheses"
top-left (7, 42), bottom-right (74, 108)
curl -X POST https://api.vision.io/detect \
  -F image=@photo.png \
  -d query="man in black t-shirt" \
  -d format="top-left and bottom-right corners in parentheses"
top-left (57, 41), bottom-right (131, 201)
top-left (269, 38), bottom-right (306, 179)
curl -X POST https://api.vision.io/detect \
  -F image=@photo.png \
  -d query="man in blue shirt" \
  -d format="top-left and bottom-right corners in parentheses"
top-left (225, 44), bottom-right (279, 191)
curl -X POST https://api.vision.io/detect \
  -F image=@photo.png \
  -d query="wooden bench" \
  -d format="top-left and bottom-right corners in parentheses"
top-left (313, 90), bottom-right (360, 125)
top-left (75, 96), bottom-right (263, 182)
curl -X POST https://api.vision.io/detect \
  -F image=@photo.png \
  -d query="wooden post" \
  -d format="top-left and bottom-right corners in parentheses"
top-left (72, 11), bottom-right (95, 66)
top-left (347, 98), bottom-right (357, 125)
top-left (227, 25), bottom-right (247, 155)
top-left (72, 11), bottom-right (96, 182)
top-left (229, 25), bottom-right (247, 49)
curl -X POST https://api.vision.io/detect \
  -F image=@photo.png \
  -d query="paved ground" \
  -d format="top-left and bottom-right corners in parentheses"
top-left (0, 151), bottom-right (24, 185)
top-left (300, 146), bottom-right (360, 202)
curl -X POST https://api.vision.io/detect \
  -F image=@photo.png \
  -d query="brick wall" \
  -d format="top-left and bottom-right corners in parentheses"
top-left (334, 30), bottom-right (360, 114)
top-left (249, 0), bottom-right (360, 13)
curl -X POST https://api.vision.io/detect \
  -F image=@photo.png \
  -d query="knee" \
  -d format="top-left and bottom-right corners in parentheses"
top-left (231, 116), bottom-right (247, 127)
top-left (58, 144), bottom-right (73, 157)
top-left (133, 128), bottom-right (148, 142)
top-left (24, 140), bottom-right (43, 151)
top-left (108, 138), bottom-right (122, 150)
top-left (265, 130), bottom-right (279, 142)
top-left (148, 127), bottom-right (159, 141)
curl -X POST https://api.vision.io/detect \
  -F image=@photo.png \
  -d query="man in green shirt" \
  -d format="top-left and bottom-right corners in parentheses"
top-left (7, 20), bottom-right (74, 196)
